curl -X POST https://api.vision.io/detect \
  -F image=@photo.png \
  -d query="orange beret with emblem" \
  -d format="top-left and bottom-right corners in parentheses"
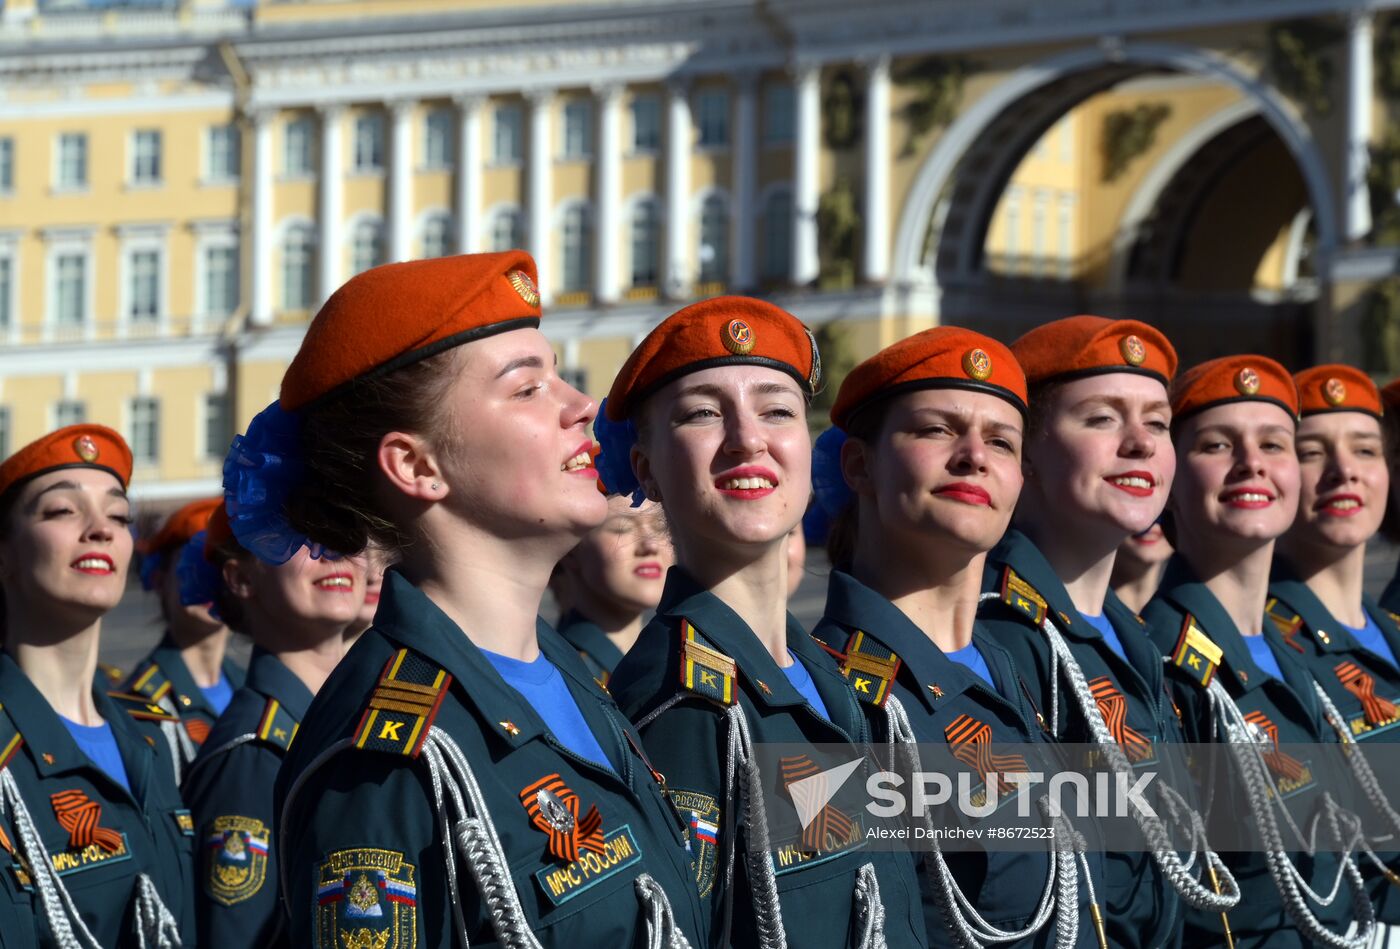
top-left (1171, 355), bottom-right (1299, 423)
top-left (604, 296), bottom-right (821, 421)
top-left (0, 424), bottom-right (133, 504)
top-left (1294, 365), bottom-right (1382, 418)
top-left (280, 250), bottom-right (543, 411)
top-left (1010, 315), bottom-right (1177, 387)
top-left (830, 326), bottom-right (1027, 430)
top-left (138, 497), bottom-right (222, 556)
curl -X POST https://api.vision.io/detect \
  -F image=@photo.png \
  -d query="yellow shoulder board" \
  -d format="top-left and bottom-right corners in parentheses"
top-left (352, 649), bottom-right (452, 759)
top-left (679, 620), bottom-right (737, 706)
top-left (841, 631), bottom-right (900, 708)
top-left (999, 567), bottom-right (1048, 626)
top-left (107, 691), bottom-right (180, 723)
top-left (1171, 615), bottom-right (1223, 689)
top-left (256, 698), bottom-right (300, 752)
top-left (0, 704), bottom-right (23, 771)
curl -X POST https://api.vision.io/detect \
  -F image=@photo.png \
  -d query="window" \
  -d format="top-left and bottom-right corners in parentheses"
top-left (424, 109), bottom-right (453, 170)
top-left (203, 245), bottom-right (239, 318)
top-left (351, 220), bottom-right (385, 275)
top-left (1003, 186), bottom-right (1023, 265)
top-left (0, 408), bottom-right (9, 460)
top-left (0, 138), bottom-right (12, 192)
top-left (1057, 193), bottom-right (1076, 279)
top-left (699, 194), bottom-right (728, 284)
top-left (422, 214), bottom-right (452, 259)
top-left (493, 106), bottom-right (522, 164)
top-left (630, 199), bottom-right (659, 287)
top-left (284, 117), bottom-right (314, 176)
top-left (207, 124), bottom-right (240, 181)
top-left (490, 209), bottom-right (523, 252)
top-left (57, 133), bottom-right (87, 189)
top-left (560, 205), bottom-right (591, 294)
top-left (54, 252), bottom-right (86, 328)
top-left (631, 96), bottom-right (660, 153)
top-left (127, 249), bottom-right (160, 324)
top-left (54, 401), bottom-right (85, 428)
top-left (696, 89), bottom-right (729, 148)
top-left (204, 393), bottom-right (231, 461)
top-left (762, 190), bottom-right (793, 282)
top-left (0, 255), bottom-right (11, 332)
top-left (130, 397), bottom-right (160, 466)
top-left (763, 84), bottom-right (794, 145)
top-left (131, 129), bottom-right (162, 185)
top-left (562, 100), bottom-right (592, 160)
top-left (353, 114), bottom-right (384, 172)
top-left (281, 225), bottom-right (314, 311)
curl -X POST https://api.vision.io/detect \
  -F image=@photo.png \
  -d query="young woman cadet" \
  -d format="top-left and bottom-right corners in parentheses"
top-left (807, 326), bottom-right (1101, 949)
top-left (1110, 521), bottom-right (1173, 615)
top-left (599, 297), bottom-right (927, 949)
top-left (243, 252), bottom-right (703, 949)
top-left (180, 504), bottom-right (364, 948)
top-left (1263, 365), bottom-right (1400, 922)
top-left (555, 494), bottom-right (673, 684)
top-left (1142, 356), bottom-right (1377, 949)
top-left (977, 317), bottom-right (1237, 949)
top-left (125, 497), bottom-right (244, 772)
top-left (0, 426), bottom-right (191, 948)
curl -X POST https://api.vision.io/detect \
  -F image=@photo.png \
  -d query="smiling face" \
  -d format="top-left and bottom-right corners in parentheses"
top-left (353, 548), bottom-right (388, 630)
top-left (227, 545), bottom-right (367, 636)
top-left (1285, 411), bottom-right (1387, 553)
top-left (0, 467), bottom-right (133, 627)
top-left (850, 387), bottom-right (1024, 557)
top-left (1171, 401), bottom-right (1300, 549)
top-left (634, 365), bottom-right (810, 555)
top-left (1116, 521), bottom-right (1173, 571)
top-left (566, 496), bottom-right (673, 614)
top-left (1023, 373), bottom-right (1175, 545)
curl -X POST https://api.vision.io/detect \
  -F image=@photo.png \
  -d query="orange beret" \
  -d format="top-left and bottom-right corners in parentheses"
top-left (1010, 316), bottom-right (1177, 387)
top-left (605, 296), bottom-right (820, 420)
top-left (138, 497), bottom-right (222, 556)
top-left (1294, 365), bottom-right (1382, 418)
top-left (281, 251), bottom-right (543, 411)
top-left (0, 425), bottom-right (133, 504)
top-left (1171, 355), bottom-right (1299, 423)
top-left (830, 326), bottom-right (1027, 430)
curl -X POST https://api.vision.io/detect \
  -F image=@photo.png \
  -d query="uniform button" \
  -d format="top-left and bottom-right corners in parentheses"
top-left (179, 695), bottom-right (192, 707)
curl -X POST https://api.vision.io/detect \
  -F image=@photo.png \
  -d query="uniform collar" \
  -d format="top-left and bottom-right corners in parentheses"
top-left (1268, 564), bottom-right (1400, 666)
top-left (147, 635), bottom-right (228, 718)
top-left (244, 647), bottom-right (314, 722)
top-left (557, 611), bottom-right (626, 675)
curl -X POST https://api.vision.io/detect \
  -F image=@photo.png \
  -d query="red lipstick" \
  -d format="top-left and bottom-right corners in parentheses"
top-left (934, 482), bottom-right (992, 506)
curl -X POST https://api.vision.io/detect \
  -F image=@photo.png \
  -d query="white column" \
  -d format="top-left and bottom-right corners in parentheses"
top-left (863, 56), bottom-right (891, 283)
top-left (527, 89), bottom-right (555, 302)
top-left (792, 63), bottom-right (821, 286)
top-left (594, 83), bottom-right (623, 304)
top-left (455, 95), bottom-right (484, 255)
top-left (1345, 11), bottom-right (1374, 242)
top-left (249, 108), bottom-right (273, 326)
top-left (388, 100), bottom-right (415, 262)
top-left (317, 104), bottom-right (344, 304)
top-left (665, 79), bottom-right (692, 299)
top-left (731, 72), bottom-right (758, 292)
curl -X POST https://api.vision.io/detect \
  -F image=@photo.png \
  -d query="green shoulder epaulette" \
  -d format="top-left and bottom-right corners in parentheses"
top-left (1264, 597), bottom-right (1308, 653)
top-left (0, 704), bottom-right (23, 771)
top-left (107, 691), bottom-right (179, 723)
top-left (352, 648), bottom-right (452, 758)
top-left (999, 567), bottom-right (1048, 625)
top-left (840, 631), bottom-right (900, 708)
top-left (255, 697), bottom-right (300, 752)
top-left (126, 661), bottom-right (173, 703)
top-left (1171, 615), bottom-right (1223, 689)
top-left (679, 619), bottom-right (737, 706)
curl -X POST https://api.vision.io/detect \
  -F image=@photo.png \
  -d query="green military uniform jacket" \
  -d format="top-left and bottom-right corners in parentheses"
top-left (0, 653), bottom-right (195, 948)
top-left (978, 530), bottom-right (1187, 949)
top-left (557, 611), bottom-right (626, 686)
top-left (608, 567), bottom-right (928, 949)
top-left (814, 569), bottom-right (1101, 949)
top-left (272, 571), bottom-right (706, 949)
top-left (124, 634), bottom-right (246, 765)
top-left (182, 647), bottom-right (310, 949)
top-left (1143, 557), bottom-right (1358, 949)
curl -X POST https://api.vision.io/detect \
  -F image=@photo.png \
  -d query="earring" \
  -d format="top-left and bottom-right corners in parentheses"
top-left (430, 482), bottom-right (440, 491)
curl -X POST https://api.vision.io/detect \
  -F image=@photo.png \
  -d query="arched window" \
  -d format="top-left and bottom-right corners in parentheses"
top-left (351, 220), bottom-right (384, 275)
top-left (422, 214), bottom-right (453, 259)
top-left (630, 199), bottom-right (659, 288)
top-left (281, 224), bottom-right (313, 311)
top-left (491, 209), bottom-right (523, 253)
top-left (561, 204), bottom-right (591, 294)
top-left (698, 194), bottom-right (728, 285)
top-left (762, 190), bottom-right (793, 283)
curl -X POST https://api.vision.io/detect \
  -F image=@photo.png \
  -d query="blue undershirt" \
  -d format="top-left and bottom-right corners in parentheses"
top-left (1341, 613), bottom-right (1400, 671)
top-left (199, 672), bottom-right (234, 716)
top-left (482, 650), bottom-right (613, 770)
top-left (945, 642), bottom-right (994, 687)
top-left (1243, 634), bottom-right (1285, 682)
top-left (1080, 611), bottom-right (1128, 663)
top-left (782, 651), bottom-right (831, 720)
top-left (61, 718), bottom-right (131, 793)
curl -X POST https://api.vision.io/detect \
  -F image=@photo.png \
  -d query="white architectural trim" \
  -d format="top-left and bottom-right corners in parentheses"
top-left (317, 104), bottom-right (345, 306)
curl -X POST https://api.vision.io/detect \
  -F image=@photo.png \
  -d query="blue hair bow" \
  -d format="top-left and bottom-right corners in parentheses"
top-left (811, 426), bottom-right (854, 518)
top-left (175, 532), bottom-right (223, 620)
top-left (593, 398), bottom-right (646, 507)
top-left (137, 550), bottom-right (166, 593)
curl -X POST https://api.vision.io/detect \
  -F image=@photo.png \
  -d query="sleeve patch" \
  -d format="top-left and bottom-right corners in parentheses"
top-left (316, 848), bottom-right (418, 949)
top-left (204, 816), bottom-right (270, 906)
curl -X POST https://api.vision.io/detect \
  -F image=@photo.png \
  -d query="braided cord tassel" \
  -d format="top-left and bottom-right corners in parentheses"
top-left (132, 873), bottom-right (182, 949)
top-left (725, 704), bottom-right (789, 949)
top-left (853, 862), bottom-right (888, 949)
top-left (157, 720), bottom-right (186, 787)
top-left (1311, 683), bottom-right (1400, 840)
top-left (635, 872), bottom-right (694, 949)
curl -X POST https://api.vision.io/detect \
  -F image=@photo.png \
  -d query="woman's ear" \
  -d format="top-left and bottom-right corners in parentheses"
top-left (221, 557), bottom-right (257, 601)
top-left (841, 437), bottom-right (873, 497)
top-left (631, 444), bottom-right (662, 503)
top-left (377, 430), bottom-right (445, 502)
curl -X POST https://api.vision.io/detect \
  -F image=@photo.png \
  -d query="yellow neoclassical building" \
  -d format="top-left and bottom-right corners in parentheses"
top-left (1, 0), bottom-right (1397, 505)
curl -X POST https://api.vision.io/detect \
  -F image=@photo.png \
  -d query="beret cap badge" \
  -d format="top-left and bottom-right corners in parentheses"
top-left (722, 318), bottom-right (756, 356)
top-left (506, 269), bottom-right (540, 308)
top-left (73, 435), bottom-right (99, 463)
top-left (1322, 377), bottom-right (1347, 407)
top-left (1120, 335), bottom-right (1147, 367)
top-left (962, 348), bottom-right (993, 381)
top-left (1235, 367), bottom-right (1261, 396)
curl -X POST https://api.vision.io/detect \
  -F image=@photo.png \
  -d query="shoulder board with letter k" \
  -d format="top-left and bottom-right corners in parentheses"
top-left (107, 691), bottom-right (179, 723)
top-left (0, 704), bottom-right (22, 772)
top-left (999, 567), bottom-right (1048, 626)
top-left (1171, 615), bottom-right (1223, 689)
top-left (352, 649), bottom-right (452, 758)
top-left (679, 620), bottom-right (737, 706)
top-left (840, 631), bottom-right (900, 708)
top-left (1264, 598), bottom-right (1308, 653)
top-left (126, 662), bottom-right (173, 704)
top-left (256, 698), bottom-right (300, 752)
